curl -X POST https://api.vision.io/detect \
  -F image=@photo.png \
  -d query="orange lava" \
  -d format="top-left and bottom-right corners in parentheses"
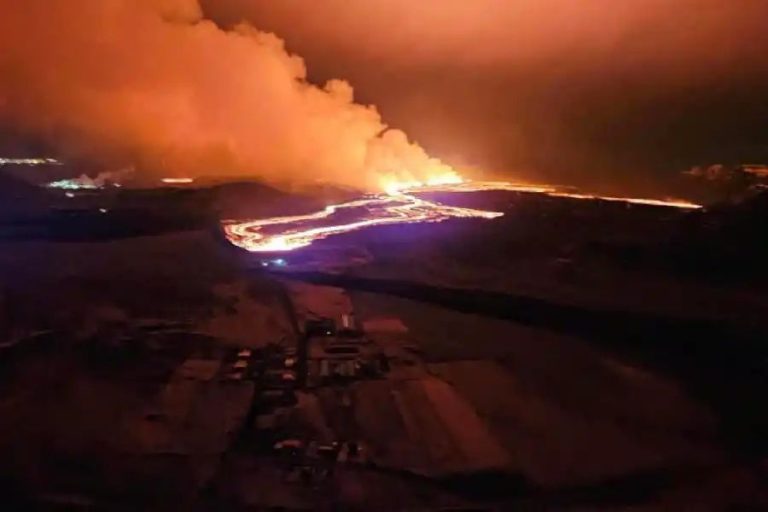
top-left (547, 192), bottom-right (701, 209)
top-left (223, 189), bottom-right (503, 252)
top-left (161, 177), bottom-right (195, 184)
top-left (222, 181), bottom-right (701, 253)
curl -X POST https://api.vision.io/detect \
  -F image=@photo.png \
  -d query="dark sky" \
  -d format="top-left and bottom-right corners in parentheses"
top-left (204, 0), bottom-right (768, 192)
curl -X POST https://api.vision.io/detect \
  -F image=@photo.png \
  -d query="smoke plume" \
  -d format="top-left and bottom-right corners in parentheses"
top-left (0, 0), bottom-right (457, 191)
top-left (208, 0), bottom-right (768, 192)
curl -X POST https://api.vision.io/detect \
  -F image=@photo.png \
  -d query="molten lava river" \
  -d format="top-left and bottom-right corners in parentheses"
top-left (222, 181), bottom-right (700, 253)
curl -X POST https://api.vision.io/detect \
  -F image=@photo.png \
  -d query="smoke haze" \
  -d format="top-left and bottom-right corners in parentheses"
top-left (0, 0), bottom-right (456, 191)
top-left (207, 0), bottom-right (768, 193)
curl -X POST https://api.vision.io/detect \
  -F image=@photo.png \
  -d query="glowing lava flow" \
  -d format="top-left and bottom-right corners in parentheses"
top-left (161, 177), bottom-right (195, 185)
top-left (417, 181), bottom-right (702, 209)
top-left (223, 189), bottom-right (503, 252)
top-left (547, 192), bottom-right (701, 209)
top-left (223, 181), bottom-right (701, 253)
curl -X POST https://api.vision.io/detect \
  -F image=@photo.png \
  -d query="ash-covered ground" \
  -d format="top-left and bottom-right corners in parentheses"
top-left (1, 175), bottom-right (767, 510)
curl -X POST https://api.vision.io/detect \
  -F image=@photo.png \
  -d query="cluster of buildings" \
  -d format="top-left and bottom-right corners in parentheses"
top-left (305, 314), bottom-right (388, 386)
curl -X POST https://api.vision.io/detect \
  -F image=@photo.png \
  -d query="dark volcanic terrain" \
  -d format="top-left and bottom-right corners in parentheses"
top-left (1, 178), bottom-right (767, 510)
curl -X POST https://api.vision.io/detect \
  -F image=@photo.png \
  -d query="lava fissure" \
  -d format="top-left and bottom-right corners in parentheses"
top-left (222, 181), bottom-right (700, 253)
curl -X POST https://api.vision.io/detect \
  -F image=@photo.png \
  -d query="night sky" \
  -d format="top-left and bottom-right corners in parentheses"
top-left (206, 0), bottom-right (768, 191)
top-left (2, 0), bottom-right (767, 194)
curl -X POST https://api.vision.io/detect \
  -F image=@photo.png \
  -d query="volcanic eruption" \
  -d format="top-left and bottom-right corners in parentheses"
top-left (223, 181), bottom-right (700, 253)
top-left (0, 0), bottom-right (460, 192)
top-left (1, 0), bottom-right (705, 255)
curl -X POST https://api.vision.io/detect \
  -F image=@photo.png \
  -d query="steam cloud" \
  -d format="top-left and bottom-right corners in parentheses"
top-left (0, 0), bottom-right (457, 191)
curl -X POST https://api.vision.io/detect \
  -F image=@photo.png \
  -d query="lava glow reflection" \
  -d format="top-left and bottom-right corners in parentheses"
top-left (223, 181), bottom-right (701, 253)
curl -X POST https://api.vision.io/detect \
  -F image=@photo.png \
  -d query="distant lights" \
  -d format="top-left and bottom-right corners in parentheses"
top-left (48, 178), bottom-right (123, 191)
top-left (0, 157), bottom-right (62, 166)
top-left (259, 258), bottom-right (289, 268)
top-left (48, 179), bottom-right (99, 190)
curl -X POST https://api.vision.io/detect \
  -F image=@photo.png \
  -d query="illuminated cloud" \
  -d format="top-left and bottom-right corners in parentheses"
top-left (0, 0), bottom-right (458, 191)
top-left (208, 0), bottom-right (768, 192)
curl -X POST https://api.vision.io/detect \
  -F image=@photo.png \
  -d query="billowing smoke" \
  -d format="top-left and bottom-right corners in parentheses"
top-left (0, 0), bottom-right (458, 191)
top-left (209, 0), bottom-right (768, 192)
